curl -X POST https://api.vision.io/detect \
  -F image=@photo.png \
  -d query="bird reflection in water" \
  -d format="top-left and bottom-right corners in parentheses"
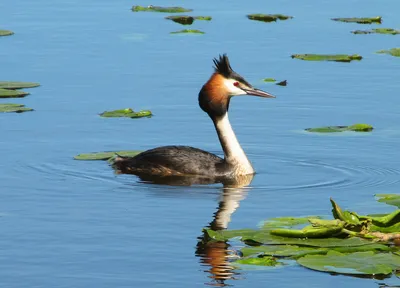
top-left (133, 173), bottom-right (254, 286)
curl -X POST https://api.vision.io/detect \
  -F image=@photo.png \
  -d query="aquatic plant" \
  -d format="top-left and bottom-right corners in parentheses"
top-left (0, 103), bottom-right (33, 113)
top-left (0, 88), bottom-right (29, 98)
top-left (262, 78), bottom-right (276, 82)
top-left (332, 16), bottom-right (382, 24)
top-left (305, 124), bottom-right (373, 133)
top-left (0, 81), bottom-right (40, 98)
top-left (352, 28), bottom-right (400, 35)
top-left (0, 30), bottom-right (14, 36)
top-left (291, 54), bottom-right (362, 62)
top-left (165, 16), bottom-right (195, 25)
top-left (276, 80), bottom-right (287, 86)
top-left (247, 14), bottom-right (293, 23)
top-left (74, 150), bottom-right (141, 160)
top-left (132, 5), bottom-right (192, 13)
top-left (194, 16), bottom-right (212, 21)
top-left (99, 108), bottom-right (152, 118)
top-left (376, 48), bottom-right (400, 57)
top-left (170, 29), bottom-right (205, 35)
top-left (204, 195), bottom-right (400, 277)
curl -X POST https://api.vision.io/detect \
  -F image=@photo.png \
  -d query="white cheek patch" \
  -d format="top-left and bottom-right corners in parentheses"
top-left (223, 79), bottom-right (246, 96)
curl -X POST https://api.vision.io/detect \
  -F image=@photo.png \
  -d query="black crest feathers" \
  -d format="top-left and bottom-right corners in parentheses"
top-left (213, 54), bottom-right (233, 78)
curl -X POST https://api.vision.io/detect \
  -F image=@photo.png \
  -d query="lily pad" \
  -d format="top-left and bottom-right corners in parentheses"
top-left (262, 78), bottom-right (276, 82)
top-left (165, 16), bottom-right (194, 25)
top-left (0, 88), bottom-right (29, 98)
top-left (352, 28), bottom-right (400, 35)
top-left (332, 16), bottom-right (382, 24)
top-left (99, 108), bottom-right (152, 118)
top-left (194, 16), bottom-right (212, 21)
top-left (0, 103), bottom-right (33, 113)
top-left (247, 14), bottom-right (293, 23)
top-left (74, 150), bottom-right (141, 161)
top-left (376, 194), bottom-right (400, 208)
top-left (235, 256), bottom-right (281, 266)
top-left (170, 29), bottom-right (204, 35)
top-left (297, 251), bottom-right (400, 275)
top-left (132, 5), bottom-right (192, 13)
top-left (0, 81), bottom-right (40, 89)
top-left (0, 30), bottom-right (14, 36)
top-left (376, 48), bottom-right (400, 57)
top-left (291, 54), bottom-right (362, 62)
top-left (276, 80), bottom-right (287, 86)
top-left (305, 124), bottom-right (373, 133)
top-left (241, 244), bottom-right (390, 258)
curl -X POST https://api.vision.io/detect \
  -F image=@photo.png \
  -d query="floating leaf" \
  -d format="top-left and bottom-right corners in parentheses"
top-left (262, 78), bottom-right (276, 82)
top-left (0, 88), bottom-right (29, 98)
top-left (99, 108), bottom-right (152, 118)
top-left (352, 28), bottom-right (400, 35)
top-left (291, 54), bottom-right (362, 62)
top-left (376, 194), bottom-right (400, 208)
top-left (332, 16), bottom-right (382, 24)
top-left (132, 5), bottom-right (192, 13)
top-left (0, 81), bottom-right (40, 89)
top-left (74, 150), bottom-right (141, 161)
top-left (242, 244), bottom-right (390, 258)
top-left (305, 124), bottom-right (373, 133)
top-left (165, 16), bottom-right (194, 25)
top-left (247, 14), bottom-right (293, 23)
top-left (235, 256), bottom-right (281, 266)
top-left (271, 225), bottom-right (344, 238)
top-left (194, 16), bottom-right (212, 21)
top-left (297, 251), bottom-right (400, 275)
top-left (262, 216), bottom-right (316, 229)
top-left (170, 29), bottom-right (204, 35)
top-left (0, 103), bottom-right (33, 113)
top-left (376, 48), bottom-right (400, 57)
top-left (0, 30), bottom-right (14, 36)
top-left (276, 80), bottom-right (287, 86)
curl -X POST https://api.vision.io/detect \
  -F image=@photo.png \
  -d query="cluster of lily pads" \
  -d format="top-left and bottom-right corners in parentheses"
top-left (204, 195), bottom-right (400, 277)
top-left (132, 5), bottom-right (211, 35)
top-left (0, 81), bottom-right (39, 113)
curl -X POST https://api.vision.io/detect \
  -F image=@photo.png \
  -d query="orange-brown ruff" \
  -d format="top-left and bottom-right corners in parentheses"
top-left (112, 54), bottom-right (275, 181)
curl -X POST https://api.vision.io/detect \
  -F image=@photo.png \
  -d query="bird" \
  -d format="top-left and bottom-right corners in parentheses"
top-left (112, 54), bottom-right (275, 182)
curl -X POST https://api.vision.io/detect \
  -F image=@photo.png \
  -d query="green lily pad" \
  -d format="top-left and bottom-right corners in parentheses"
top-left (241, 244), bottom-right (390, 258)
top-left (262, 78), bottom-right (276, 82)
top-left (170, 29), bottom-right (204, 35)
top-left (194, 16), bottom-right (212, 21)
top-left (291, 54), bottom-right (363, 62)
top-left (0, 30), bottom-right (14, 36)
top-left (262, 216), bottom-right (315, 229)
top-left (99, 108), bottom-right (152, 118)
top-left (305, 124), bottom-right (373, 133)
top-left (0, 103), bottom-right (33, 113)
top-left (165, 16), bottom-right (194, 25)
top-left (297, 251), bottom-right (400, 275)
top-left (352, 28), bottom-right (400, 35)
top-left (332, 16), bottom-right (382, 24)
top-left (0, 81), bottom-right (40, 89)
top-left (0, 88), bottom-right (29, 98)
top-left (74, 150), bottom-right (141, 161)
top-left (376, 194), bottom-right (400, 208)
top-left (132, 5), bottom-right (192, 13)
top-left (376, 48), bottom-right (400, 57)
top-left (235, 256), bottom-right (281, 266)
top-left (247, 14), bottom-right (293, 23)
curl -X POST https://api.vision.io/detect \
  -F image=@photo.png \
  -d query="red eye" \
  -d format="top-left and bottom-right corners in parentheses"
top-left (233, 82), bottom-right (239, 87)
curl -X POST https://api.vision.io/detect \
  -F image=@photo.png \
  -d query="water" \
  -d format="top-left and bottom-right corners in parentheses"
top-left (1, 0), bottom-right (400, 287)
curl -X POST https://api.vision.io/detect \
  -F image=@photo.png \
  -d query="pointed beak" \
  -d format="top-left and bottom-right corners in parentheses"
top-left (243, 87), bottom-right (275, 98)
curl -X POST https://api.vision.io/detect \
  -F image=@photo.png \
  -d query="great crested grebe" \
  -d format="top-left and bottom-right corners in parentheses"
top-left (112, 54), bottom-right (275, 179)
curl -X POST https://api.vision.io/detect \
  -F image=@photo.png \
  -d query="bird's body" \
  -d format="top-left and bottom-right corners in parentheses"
top-left (112, 54), bottom-right (274, 181)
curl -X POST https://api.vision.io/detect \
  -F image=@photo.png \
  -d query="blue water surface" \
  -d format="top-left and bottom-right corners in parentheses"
top-left (1, 0), bottom-right (400, 287)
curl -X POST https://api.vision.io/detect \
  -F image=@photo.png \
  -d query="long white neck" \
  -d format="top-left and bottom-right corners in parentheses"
top-left (214, 113), bottom-right (254, 175)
